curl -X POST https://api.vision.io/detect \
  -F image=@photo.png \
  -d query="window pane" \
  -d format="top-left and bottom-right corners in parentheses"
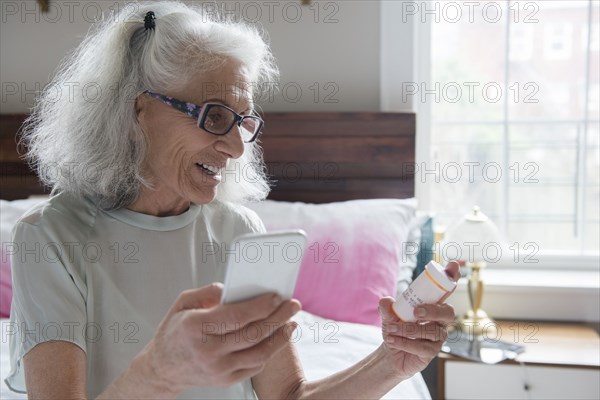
top-left (430, 2), bottom-right (507, 123)
top-left (508, 1), bottom-right (589, 121)
top-left (433, 123), bottom-right (503, 144)
top-left (429, 125), bottom-right (504, 227)
top-left (508, 221), bottom-right (577, 252)
top-left (509, 185), bottom-right (575, 217)
top-left (509, 123), bottom-right (579, 182)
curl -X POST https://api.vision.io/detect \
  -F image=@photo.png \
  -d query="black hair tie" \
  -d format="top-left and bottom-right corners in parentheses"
top-left (144, 11), bottom-right (156, 30)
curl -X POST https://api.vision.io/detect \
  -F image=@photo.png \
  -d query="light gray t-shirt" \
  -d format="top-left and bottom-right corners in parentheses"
top-left (5, 192), bottom-right (265, 399)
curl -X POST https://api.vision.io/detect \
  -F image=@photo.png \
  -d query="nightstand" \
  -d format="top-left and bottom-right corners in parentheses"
top-left (437, 320), bottom-right (600, 400)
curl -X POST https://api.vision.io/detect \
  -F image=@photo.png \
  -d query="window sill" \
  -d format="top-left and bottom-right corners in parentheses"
top-left (451, 268), bottom-right (600, 323)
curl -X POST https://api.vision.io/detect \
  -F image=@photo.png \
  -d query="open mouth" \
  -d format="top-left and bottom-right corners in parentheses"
top-left (196, 163), bottom-right (220, 176)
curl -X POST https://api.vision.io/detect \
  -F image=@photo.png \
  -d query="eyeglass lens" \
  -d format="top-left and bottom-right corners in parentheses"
top-left (204, 105), bottom-right (260, 142)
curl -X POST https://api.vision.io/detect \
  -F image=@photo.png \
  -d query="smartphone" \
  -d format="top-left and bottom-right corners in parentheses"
top-left (220, 229), bottom-right (307, 304)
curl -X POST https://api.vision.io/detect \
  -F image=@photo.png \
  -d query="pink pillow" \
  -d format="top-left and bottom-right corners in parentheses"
top-left (0, 251), bottom-right (12, 318)
top-left (247, 199), bottom-right (417, 326)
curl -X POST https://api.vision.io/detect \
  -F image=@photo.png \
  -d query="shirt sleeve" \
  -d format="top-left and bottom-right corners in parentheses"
top-left (4, 219), bottom-right (87, 394)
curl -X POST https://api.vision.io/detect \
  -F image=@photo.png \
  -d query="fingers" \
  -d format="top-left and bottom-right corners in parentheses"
top-left (384, 334), bottom-right (441, 359)
top-left (380, 296), bottom-right (455, 325)
top-left (207, 293), bottom-right (287, 331)
top-left (157, 287), bottom-right (301, 389)
top-left (218, 322), bottom-right (298, 372)
top-left (188, 296), bottom-right (301, 337)
top-left (380, 296), bottom-right (454, 344)
top-left (384, 321), bottom-right (448, 343)
top-left (378, 297), bottom-right (397, 324)
top-left (172, 283), bottom-right (224, 313)
top-left (413, 303), bottom-right (455, 323)
top-left (210, 324), bottom-right (296, 386)
top-left (207, 300), bottom-right (302, 352)
top-left (445, 261), bottom-right (461, 281)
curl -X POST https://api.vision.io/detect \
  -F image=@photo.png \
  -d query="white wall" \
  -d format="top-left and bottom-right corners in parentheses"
top-left (0, 0), bottom-right (381, 113)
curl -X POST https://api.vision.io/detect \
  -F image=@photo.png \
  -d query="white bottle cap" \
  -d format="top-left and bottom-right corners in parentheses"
top-left (424, 260), bottom-right (457, 292)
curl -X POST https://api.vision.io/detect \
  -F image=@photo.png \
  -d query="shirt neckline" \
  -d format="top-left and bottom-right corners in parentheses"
top-left (103, 204), bottom-right (203, 231)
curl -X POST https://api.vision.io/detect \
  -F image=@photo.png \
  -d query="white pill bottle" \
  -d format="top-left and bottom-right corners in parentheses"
top-left (391, 260), bottom-right (458, 322)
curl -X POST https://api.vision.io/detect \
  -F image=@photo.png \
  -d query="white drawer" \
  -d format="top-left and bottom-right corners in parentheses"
top-left (445, 361), bottom-right (600, 400)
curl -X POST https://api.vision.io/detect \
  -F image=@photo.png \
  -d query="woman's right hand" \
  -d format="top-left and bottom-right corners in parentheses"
top-left (138, 282), bottom-right (301, 394)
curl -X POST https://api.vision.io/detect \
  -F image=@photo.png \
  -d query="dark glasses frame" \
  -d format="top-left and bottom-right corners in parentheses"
top-left (142, 90), bottom-right (264, 143)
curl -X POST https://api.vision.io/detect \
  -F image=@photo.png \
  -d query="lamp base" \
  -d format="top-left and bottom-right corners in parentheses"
top-left (455, 309), bottom-right (498, 338)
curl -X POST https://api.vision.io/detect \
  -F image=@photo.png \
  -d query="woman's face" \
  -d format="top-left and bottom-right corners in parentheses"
top-left (135, 59), bottom-right (253, 213)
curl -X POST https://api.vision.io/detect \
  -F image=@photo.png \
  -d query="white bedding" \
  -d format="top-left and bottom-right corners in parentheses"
top-left (1, 313), bottom-right (430, 399)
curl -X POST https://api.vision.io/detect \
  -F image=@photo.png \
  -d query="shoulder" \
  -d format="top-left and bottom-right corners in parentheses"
top-left (13, 192), bottom-right (99, 241)
top-left (202, 201), bottom-right (266, 235)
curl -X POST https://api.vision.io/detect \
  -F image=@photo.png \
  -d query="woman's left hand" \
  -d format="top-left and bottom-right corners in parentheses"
top-left (377, 262), bottom-right (459, 380)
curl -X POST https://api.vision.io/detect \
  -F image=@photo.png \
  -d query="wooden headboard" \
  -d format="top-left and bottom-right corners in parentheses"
top-left (0, 112), bottom-right (415, 202)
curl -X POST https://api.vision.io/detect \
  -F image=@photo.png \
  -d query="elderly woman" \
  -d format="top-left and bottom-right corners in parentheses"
top-left (6, 1), bottom-right (457, 399)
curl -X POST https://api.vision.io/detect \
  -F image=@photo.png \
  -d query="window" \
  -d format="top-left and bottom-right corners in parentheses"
top-left (424, 0), bottom-right (599, 264)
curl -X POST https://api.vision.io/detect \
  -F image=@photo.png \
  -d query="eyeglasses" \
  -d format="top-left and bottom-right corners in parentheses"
top-left (143, 90), bottom-right (264, 143)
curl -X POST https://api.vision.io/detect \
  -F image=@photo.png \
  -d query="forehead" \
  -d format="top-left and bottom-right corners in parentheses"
top-left (186, 59), bottom-right (253, 108)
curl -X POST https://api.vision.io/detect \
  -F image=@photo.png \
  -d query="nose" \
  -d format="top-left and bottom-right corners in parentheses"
top-left (214, 124), bottom-right (245, 159)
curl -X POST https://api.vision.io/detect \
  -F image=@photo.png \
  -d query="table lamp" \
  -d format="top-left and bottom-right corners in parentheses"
top-left (443, 206), bottom-right (504, 337)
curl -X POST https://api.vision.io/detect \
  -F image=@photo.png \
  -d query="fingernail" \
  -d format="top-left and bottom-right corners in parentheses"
top-left (291, 301), bottom-right (301, 313)
top-left (387, 325), bottom-right (399, 333)
top-left (414, 307), bottom-right (427, 318)
top-left (273, 294), bottom-right (282, 305)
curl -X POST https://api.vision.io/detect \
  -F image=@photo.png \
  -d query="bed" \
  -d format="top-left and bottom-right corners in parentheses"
top-left (0, 112), bottom-right (430, 399)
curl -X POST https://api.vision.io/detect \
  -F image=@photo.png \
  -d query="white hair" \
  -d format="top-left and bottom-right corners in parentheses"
top-left (21, 0), bottom-right (278, 209)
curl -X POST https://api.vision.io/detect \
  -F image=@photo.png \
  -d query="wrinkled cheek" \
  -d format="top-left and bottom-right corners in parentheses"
top-left (179, 165), bottom-right (194, 190)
